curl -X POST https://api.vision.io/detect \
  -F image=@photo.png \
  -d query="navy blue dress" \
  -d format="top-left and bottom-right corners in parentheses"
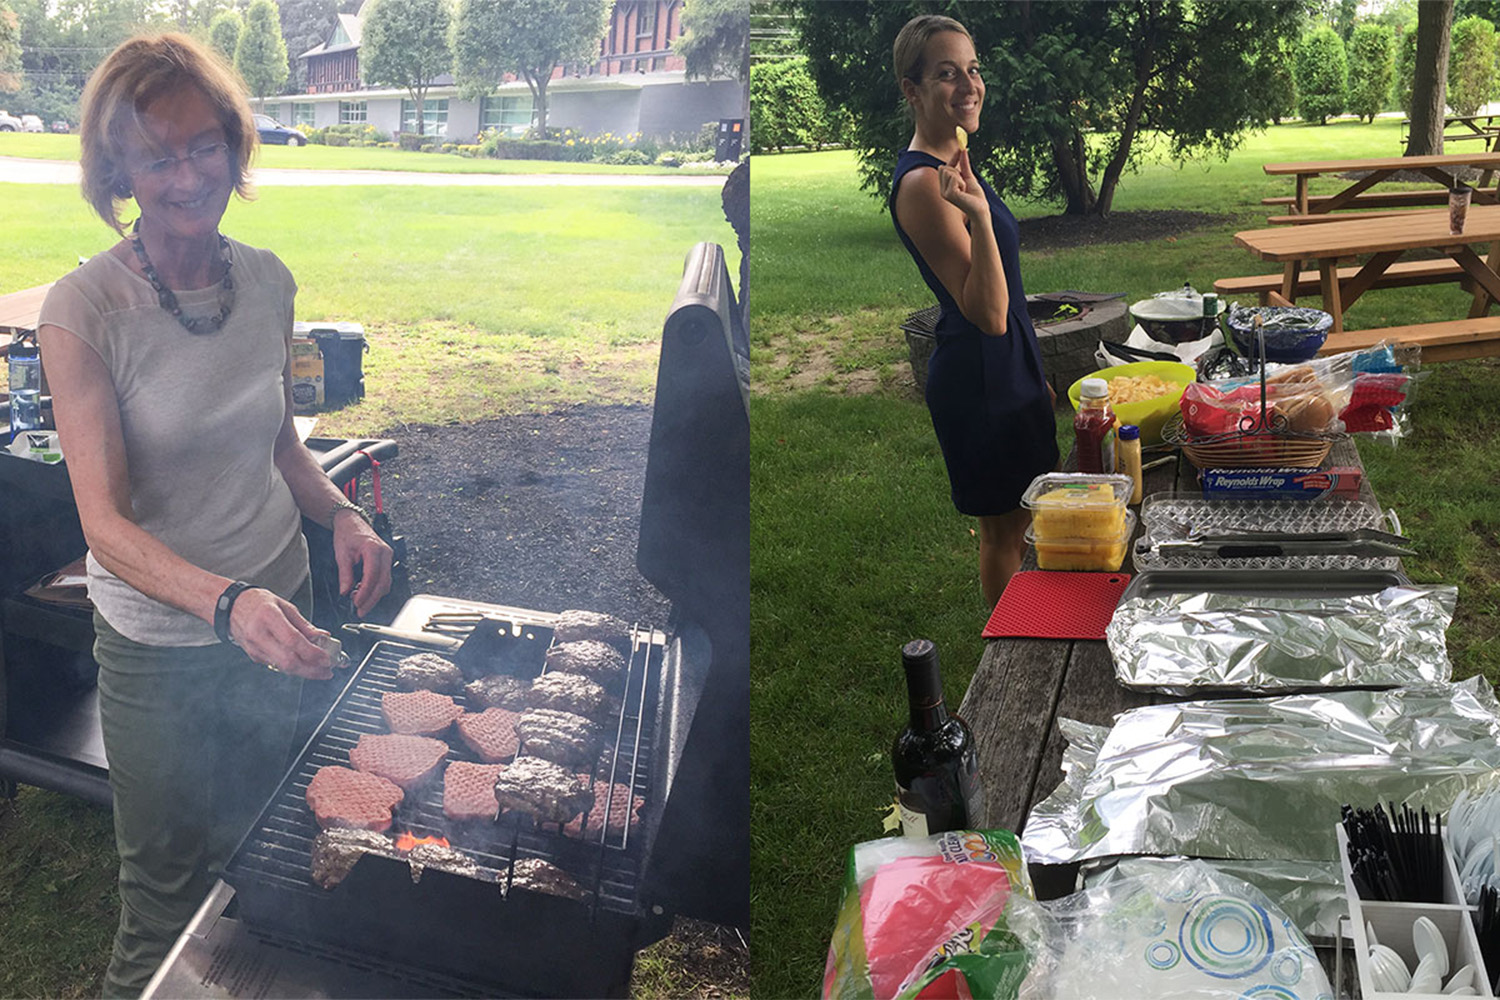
top-left (890, 149), bottom-right (1059, 516)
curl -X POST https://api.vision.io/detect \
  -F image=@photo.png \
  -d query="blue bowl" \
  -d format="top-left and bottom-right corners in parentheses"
top-left (1226, 305), bottom-right (1332, 362)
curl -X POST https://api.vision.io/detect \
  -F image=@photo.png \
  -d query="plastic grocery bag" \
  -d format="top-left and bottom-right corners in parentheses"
top-left (1016, 859), bottom-right (1333, 1000)
top-left (822, 829), bottom-right (1034, 1000)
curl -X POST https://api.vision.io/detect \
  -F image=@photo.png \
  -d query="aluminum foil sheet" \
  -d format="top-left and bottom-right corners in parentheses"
top-left (1107, 584), bottom-right (1456, 693)
top-left (1023, 679), bottom-right (1500, 867)
top-left (1082, 857), bottom-right (1348, 943)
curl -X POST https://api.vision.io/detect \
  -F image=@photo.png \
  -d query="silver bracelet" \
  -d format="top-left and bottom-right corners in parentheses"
top-left (329, 496), bottom-right (371, 527)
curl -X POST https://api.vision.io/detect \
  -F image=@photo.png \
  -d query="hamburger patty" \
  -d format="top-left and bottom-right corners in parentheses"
top-left (349, 733), bottom-right (448, 789)
top-left (442, 760), bottom-right (507, 822)
top-left (464, 674), bottom-right (530, 711)
top-left (507, 857), bottom-right (590, 901)
top-left (544, 640), bottom-right (625, 684)
top-left (395, 652), bottom-right (464, 694)
top-left (493, 756), bottom-right (593, 824)
top-left (516, 708), bottom-right (602, 768)
top-left (553, 609), bottom-right (629, 645)
top-left (305, 765), bottom-right (405, 831)
top-left (563, 781), bottom-right (644, 839)
top-left (528, 671), bottom-right (612, 720)
top-left (382, 690), bottom-right (464, 736)
top-left (455, 707), bottom-right (522, 763)
top-left (310, 828), bottom-right (396, 888)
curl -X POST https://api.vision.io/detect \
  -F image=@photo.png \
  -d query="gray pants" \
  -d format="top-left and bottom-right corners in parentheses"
top-left (94, 582), bottom-right (308, 998)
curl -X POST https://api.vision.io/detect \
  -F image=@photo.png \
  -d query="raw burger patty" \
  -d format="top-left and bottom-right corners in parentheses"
top-left (455, 707), bottom-right (522, 763)
top-left (464, 674), bottom-right (529, 711)
top-left (564, 781), bottom-right (644, 838)
top-left (349, 733), bottom-right (448, 789)
top-left (382, 690), bottom-right (463, 736)
top-left (493, 756), bottom-right (593, 824)
top-left (515, 708), bottom-right (602, 768)
top-left (544, 641), bottom-right (625, 683)
top-left (443, 760), bottom-right (507, 822)
top-left (305, 765), bottom-right (404, 831)
top-left (528, 671), bottom-right (611, 719)
top-left (553, 609), bottom-right (629, 645)
top-left (395, 652), bottom-right (464, 694)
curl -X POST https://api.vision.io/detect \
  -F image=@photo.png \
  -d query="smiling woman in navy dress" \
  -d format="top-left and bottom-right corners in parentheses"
top-left (888, 14), bottom-right (1059, 608)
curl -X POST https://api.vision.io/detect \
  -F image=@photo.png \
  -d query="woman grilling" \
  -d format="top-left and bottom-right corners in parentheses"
top-left (889, 14), bottom-right (1059, 607)
top-left (37, 34), bottom-right (393, 997)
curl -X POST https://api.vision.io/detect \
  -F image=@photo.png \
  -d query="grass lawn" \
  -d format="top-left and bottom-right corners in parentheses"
top-left (0, 131), bottom-right (734, 175)
top-left (0, 176), bottom-right (737, 1000)
top-left (749, 118), bottom-right (1500, 998)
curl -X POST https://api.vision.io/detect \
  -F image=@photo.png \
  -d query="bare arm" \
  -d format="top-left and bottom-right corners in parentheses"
top-left (40, 322), bottom-right (333, 677)
top-left (893, 149), bottom-right (1009, 335)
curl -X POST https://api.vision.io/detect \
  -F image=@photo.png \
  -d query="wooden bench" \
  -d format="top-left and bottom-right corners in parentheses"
top-left (1263, 189), bottom-right (1500, 211)
top-left (1319, 315), bottom-right (1500, 362)
top-left (1265, 210), bottom-right (1426, 226)
top-left (1214, 259), bottom-right (1469, 304)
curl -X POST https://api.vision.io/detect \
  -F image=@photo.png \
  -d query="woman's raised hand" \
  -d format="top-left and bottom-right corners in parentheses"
top-left (229, 587), bottom-right (337, 679)
top-left (937, 148), bottom-right (988, 221)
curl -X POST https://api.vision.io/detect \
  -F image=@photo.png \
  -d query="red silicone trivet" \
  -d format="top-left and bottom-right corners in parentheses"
top-left (982, 571), bottom-right (1133, 641)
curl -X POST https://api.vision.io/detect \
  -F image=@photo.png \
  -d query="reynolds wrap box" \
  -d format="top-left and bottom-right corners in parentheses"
top-left (1200, 467), bottom-right (1363, 499)
top-left (290, 336), bottom-right (324, 413)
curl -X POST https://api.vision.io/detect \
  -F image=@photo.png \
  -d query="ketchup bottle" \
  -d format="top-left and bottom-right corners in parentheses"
top-left (1075, 378), bottom-right (1116, 474)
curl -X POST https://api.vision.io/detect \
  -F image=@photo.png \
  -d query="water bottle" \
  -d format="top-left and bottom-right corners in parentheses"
top-left (8, 332), bottom-right (42, 443)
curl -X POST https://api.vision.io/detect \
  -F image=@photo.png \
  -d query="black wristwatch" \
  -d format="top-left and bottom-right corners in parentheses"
top-left (214, 580), bottom-right (255, 645)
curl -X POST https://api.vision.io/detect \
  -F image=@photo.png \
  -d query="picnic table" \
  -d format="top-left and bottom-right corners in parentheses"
top-left (0, 280), bottom-right (51, 338)
top-left (958, 439), bottom-right (1377, 986)
top-left (1402, 113), bottom-right (1500, 153)
top-left (1261, 152), bottom-right (1500, 222)
top-left (1231, 204), bottom-right (1500, 360)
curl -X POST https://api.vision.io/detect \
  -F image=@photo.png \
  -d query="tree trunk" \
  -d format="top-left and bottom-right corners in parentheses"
top-left (1407, 0), bottom-right (1453, 156)
top-left (1052, 132), bottom-right (1096, 214)
top-left (1096, 10), bottom-right (1158, 217)
top-left (525, 71), bottom-right (550, 138)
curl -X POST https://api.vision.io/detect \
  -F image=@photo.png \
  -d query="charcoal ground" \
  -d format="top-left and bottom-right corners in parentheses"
top-left (374, 404), bottom-right (746, 997)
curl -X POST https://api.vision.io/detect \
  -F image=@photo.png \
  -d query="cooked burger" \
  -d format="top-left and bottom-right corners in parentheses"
top-left (543, 640), bottom-right (625, 684)
top-left (455, 707), bottom-right (522, 763)
top-left (464, 674), bottom-right (530, 711)
top-left (349, 733), bottom-right (448, 790)
top-left (382, 689), bottom-right (464, 736)
top-left (506, 857), bottom-right (590, 902)
top-left (528, 671), bottom-right (612, 720)
top-left (305, 765), bottom-right (404, 831)
top-left (515, 708), bottom-right (602, 768)
top-left (552, 609), bottom-right (629, 645)
top-left (406, 842), bottom-right (481, 884)
top-left (395, 652), bottom-right (464, 694)
top-left (310, 827), bottom-right (396, 889)
top-left (492, 756), bottom-right (593, 824)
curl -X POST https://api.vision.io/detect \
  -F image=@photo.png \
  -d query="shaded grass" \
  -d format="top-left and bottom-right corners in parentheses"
top-left (750, 118), bottom-right (1500, 999)
top-left (0, 131), bottom-right (733, 175)
top-left (0, 181), bottom-right (738, 437)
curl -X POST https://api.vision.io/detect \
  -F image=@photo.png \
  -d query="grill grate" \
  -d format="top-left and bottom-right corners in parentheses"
top-left (225, 617), bottom-right (664, 918)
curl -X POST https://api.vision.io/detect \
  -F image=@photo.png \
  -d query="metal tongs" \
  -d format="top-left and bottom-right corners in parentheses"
top-left (1144, 526), bottom-right (1416, 560)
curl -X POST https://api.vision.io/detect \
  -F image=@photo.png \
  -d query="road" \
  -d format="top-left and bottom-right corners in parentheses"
top-left (0, 156), bottom-right (727, 187)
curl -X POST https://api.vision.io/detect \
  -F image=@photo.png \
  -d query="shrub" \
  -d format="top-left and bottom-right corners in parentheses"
top-left (441, 142), bottom-right (458, 153)
top-left (324, 132), bottom-right (350, 147)
top-left (456, 144), bottom-right (481, 157)
top-left (397, 132), bottom-right (425, 151)
top-left (1394, 28), bottom-right (1418, 116)
top-left (1296, 27), bottom-right (1348, 124)
top-left (377, 141), bottom-right (397, 149)
top-left (304, 126), bottom-right (327, 145)
top-left (598, 149), bottom-right (650, 165)
top-left (1346, 22), bottom-right (1395, 123)
top-left (1449, 15), bottom-right (1498, 117)
top-left (654, 152), bottom-right (684, 167)
top-left (750, 56), bottom-right (841, 152)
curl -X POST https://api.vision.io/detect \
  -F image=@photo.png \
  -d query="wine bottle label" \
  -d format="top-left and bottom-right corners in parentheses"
top-left (897, 793), bottom-right (929, 839)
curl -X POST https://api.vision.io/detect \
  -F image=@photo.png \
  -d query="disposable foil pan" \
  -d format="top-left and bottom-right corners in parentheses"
top-left (1023, 679), bottom-right (1500, 867)
top-left (1107, 569), bottom-right (1455, 693)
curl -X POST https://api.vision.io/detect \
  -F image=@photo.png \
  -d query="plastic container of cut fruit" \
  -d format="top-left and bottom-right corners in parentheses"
top-left (1026, 510), bottom-right (1136, 571)
top-left (1021, 473), bottom-right (1133, 541)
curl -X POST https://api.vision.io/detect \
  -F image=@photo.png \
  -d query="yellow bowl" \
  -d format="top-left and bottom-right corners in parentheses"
top-left (1067, 361), bottom-right (1197, 446)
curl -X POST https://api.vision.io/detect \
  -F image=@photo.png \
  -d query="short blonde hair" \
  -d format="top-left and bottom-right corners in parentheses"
top-left (78, 33), bottom-right (258, 233)
top-left (893, 14), bottom-right (971, 86)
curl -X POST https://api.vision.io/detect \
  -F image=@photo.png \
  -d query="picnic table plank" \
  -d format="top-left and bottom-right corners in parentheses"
top-left (1262, 152), bottom-right (1500, 174)
top-left (0, 282), bottom-right (53, 336)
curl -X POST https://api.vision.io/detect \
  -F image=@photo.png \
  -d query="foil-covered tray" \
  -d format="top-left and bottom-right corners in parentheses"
top-left (1022, 680), bottom-right (1500, 868)
top-left (1107, 569), bottom-right (1455, 694)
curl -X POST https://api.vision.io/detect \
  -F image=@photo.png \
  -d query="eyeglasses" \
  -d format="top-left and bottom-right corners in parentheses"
top-left (130, 142), bottom-right (230, 178)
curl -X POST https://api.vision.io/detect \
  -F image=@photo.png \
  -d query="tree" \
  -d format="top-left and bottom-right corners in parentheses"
top-left (749, 56), bottom-right (841, 152)
top-left (1394, 26), bottom-right (1418, 115)
top-left (451, 0), bottom-right (611, 139)
top-left (1336, 0), bottom-right (1358, 40)
top-left (236, 0), bottom-right (289, 109)
top-left (1448, 14), bottom-right (1498, 116)
top-left (1295, 27), bottom-right (1348, 124)
top-left (276, 0), bottom-right (340, 93)
top-left (1346, 22), bottom-right (1395, 123)
top-left (677, 0), bottom-right (749, 83)
top-left (1407, 0), bottom-right (1454, 156)
top-left (209, 9), bottom-right (242, 65)
top-left (0, 1), bottom-right (21, 95)
top-left (1251, 33), bottom-right (1298, 125)
top-left (795, 0), bottom-right (1303, 217)
top-left (360, 0), bottom-right (450, 136)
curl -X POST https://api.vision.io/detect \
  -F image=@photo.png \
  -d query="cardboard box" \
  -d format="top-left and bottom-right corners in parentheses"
top-left (1199, 466), bottom-right (1363, 499)
top-left (290, 336), bottom-right (323, 413)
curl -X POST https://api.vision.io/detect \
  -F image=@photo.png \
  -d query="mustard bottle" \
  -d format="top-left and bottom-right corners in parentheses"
top-left (1118, 423), bottom-right (1143, 505)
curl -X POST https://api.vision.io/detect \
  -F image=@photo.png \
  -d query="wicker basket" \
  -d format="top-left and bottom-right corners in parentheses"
top-left (1162, 412), bottom-right (1337, 469)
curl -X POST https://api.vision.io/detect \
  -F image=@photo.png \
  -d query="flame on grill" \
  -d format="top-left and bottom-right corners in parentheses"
top-left (395, 831), bottom-right (450, 851)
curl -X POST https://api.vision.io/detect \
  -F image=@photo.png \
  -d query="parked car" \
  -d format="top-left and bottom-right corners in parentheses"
top-left (254, 113), bottom-right (306, 146)
top-left (20, 115), bottom-right (44, 133)
top-left (51, 120), bottom-right (70, 134)
top-left (0, 111), bottom-right (21, 132)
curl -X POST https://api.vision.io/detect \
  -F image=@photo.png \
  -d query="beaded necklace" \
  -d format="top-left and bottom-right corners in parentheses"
top-left (129, 218), bottom-right (235, 335)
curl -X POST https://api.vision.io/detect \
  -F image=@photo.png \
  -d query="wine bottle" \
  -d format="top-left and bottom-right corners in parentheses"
top-left (893, 639), bottom-right (984, 837)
